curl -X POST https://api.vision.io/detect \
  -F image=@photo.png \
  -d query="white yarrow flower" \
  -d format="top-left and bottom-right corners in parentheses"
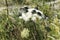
top-left (19, 7), bottom-right (44, 22)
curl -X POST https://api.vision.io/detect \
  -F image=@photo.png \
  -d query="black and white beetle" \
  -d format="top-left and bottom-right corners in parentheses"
top-left (18, 6), bottom-right (45, 21)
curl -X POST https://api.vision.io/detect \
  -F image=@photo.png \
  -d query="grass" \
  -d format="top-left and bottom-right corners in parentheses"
top-left (0, 0), bottom-right (60, 40)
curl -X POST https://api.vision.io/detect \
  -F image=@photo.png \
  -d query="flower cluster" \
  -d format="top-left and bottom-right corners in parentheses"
top-left (21, 28), bottom-right (30, 38)
top-left (18, 6), bottom-right (45, 22)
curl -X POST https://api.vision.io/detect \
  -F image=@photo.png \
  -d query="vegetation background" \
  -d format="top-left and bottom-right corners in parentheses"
top-left (0, 0), bottom-right (60, 40)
